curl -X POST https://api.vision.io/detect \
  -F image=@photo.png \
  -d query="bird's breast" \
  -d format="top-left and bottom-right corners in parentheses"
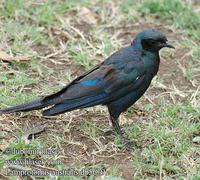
top-left (143, 54), bottom-right (160, 77)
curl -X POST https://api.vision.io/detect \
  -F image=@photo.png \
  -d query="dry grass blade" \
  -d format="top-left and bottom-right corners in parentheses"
top-left (23, 124), bottom-right (47, 142)
top-left (0, 50), bottom-right (31, 62)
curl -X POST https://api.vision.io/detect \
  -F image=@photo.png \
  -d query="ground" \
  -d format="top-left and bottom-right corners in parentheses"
top-left (0, 0), bottom-right (200, 179)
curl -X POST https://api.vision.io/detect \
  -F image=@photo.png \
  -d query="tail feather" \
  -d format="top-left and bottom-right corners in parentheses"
top-left (43, 93), bottom-right (108, 116)
top-left (0, 99), bottom-right (45, 115)
top-left (0, 96), bottom-right (62, 115)
top-left (0, 92), bottom-right (109, 116)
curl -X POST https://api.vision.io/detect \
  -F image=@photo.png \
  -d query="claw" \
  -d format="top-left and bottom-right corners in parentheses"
top-left (103, 127), bottom-right (126, 136)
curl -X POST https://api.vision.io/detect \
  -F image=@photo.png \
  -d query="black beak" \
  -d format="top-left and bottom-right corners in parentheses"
top-left (164, 43), bottom-right (175, 49)
top-left (159, 40), bottom-right (175, 49)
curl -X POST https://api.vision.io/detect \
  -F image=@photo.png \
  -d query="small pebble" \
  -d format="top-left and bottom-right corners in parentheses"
top-left (0, 81), bottom-right (5, 87)
top-left (192, 136), bottom-right (200, 143)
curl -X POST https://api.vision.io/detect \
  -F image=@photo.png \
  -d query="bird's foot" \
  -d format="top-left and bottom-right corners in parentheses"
top-left (102, 128), bottom-right (135, 150)
top-left (121, 137), bottom-right (135, 146)
top-left (117, 136), bottom-right (136, 151)
top-left (103, 128), bottom-right (126, 136)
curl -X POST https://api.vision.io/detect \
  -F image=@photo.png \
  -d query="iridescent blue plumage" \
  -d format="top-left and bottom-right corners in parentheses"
top-left (80, 79), bottom-right (99, 86)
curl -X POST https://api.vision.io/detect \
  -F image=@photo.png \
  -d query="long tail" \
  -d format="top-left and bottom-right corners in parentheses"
top-left (0, 98), bottom-right (45, 115)
top-left (0, 93), bottom-right (109, 116)
top-left (0, 93), bottom-right (63, 115)
top-left (43, 93), bottom-right (108, 116)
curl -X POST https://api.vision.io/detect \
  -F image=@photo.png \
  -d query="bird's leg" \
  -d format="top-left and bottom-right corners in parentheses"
top-left (103, 116), bottom-right (124, 136)
top-left (110, 115), bottom-right (124, 136)
top-left (109, 115), bottom-right (135, 149)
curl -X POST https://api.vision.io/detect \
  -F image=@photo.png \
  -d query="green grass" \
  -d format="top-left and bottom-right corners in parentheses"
top-left (0, 0), bottom-right (89, 24)
top-left (81, 121), bottom-right (101, 139)
top-left (0, 69), bottom-right (39, 106)
top-left (127, 102), bottom-right (200, 178)
top-left (139, 0), bottom-right (200, 40)
top-left (193, 47), bottom-right (200, 62)
top-left (68, 42), bottom-right (97, 70)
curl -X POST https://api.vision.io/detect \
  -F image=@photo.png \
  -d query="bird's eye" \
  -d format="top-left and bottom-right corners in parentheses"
top-left (148, 39), bottom-right (155, 45)
top-left (144, 39), bottom-right (156, 47)
top-left (141, 39), bottom-right (157, 50)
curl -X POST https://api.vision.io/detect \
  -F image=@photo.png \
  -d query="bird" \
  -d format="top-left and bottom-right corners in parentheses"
top-left (0, 29), bottom-right (174, 137)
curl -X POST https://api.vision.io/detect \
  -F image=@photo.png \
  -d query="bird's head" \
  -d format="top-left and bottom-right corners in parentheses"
top-left (132, 29), bottom-right (174, 52)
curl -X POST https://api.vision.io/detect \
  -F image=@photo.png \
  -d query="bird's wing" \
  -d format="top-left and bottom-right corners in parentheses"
top-left (43, 63), bottom-right (113, 102)
top-left (58, 64), bottom-right (116, 100)
top-left (104, 62), bottom-right (146, 94)
top-left (42, 52), bottom-right (147, 116)
top-left (41, 64), bottom-right (115, 115)
top-left (52, 46), bottom-right (145, 98)
top-left (47, 60), bottom-right (145, 101)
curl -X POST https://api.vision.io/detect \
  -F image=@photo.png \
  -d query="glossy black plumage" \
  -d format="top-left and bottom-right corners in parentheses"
top-left (0, 29), bottom-right (174, 136)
